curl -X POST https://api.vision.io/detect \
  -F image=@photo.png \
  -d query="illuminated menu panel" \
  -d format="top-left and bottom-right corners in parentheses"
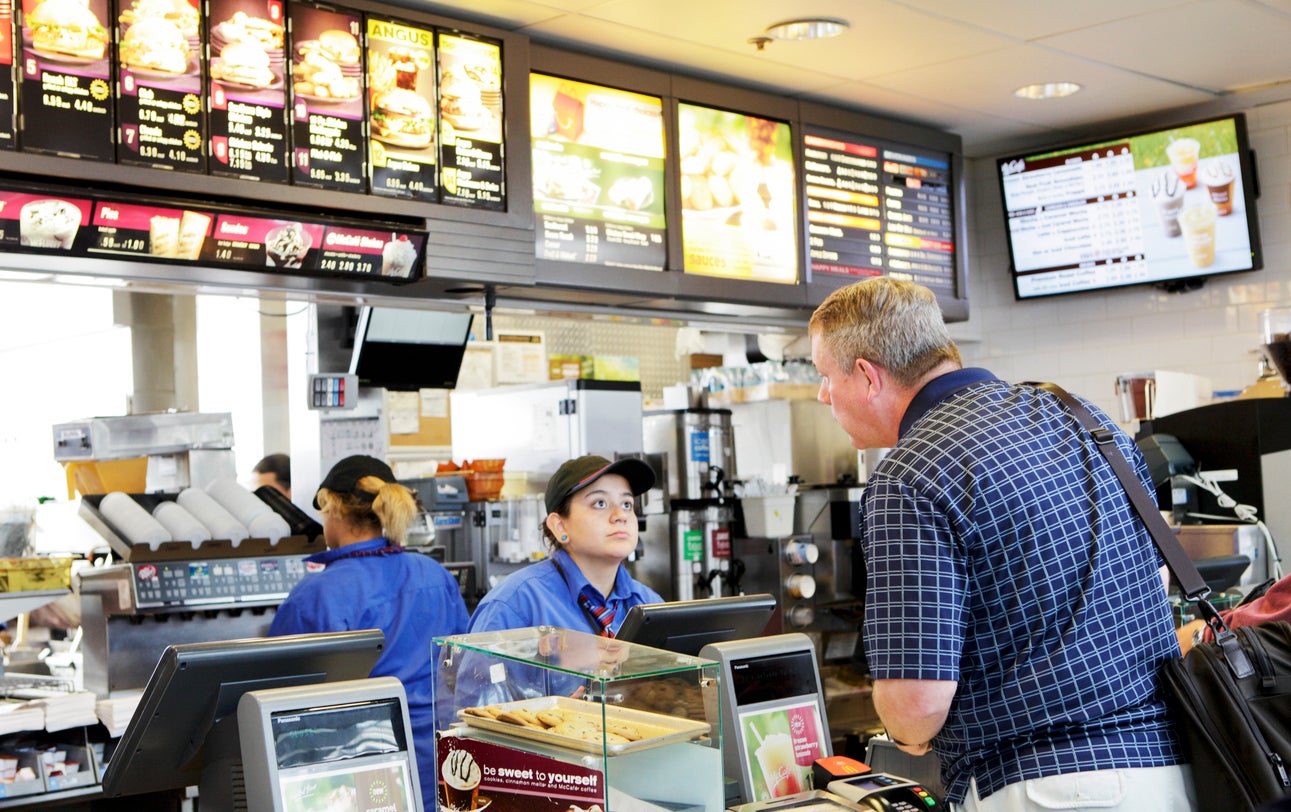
top-left (0, 190), bottom-right (92, 250)
top-left (367, 17), bottom-right (437, 201)
top-left (207, 0), bottom-right (289, 182)
top-left (115, 0), bottom-right (206, 171)
top-left (288, 2), bottom-right (365, 191)
top-left (0, 0), bottom-right (15, 149)
top-left (18, 0), bottom-right (114, 161)
top-left (530, 73), bottom-right (665, 270)
top-left (803, 130), bottom-right (956, 296)
top-left (207, 215), bottom-right (424, 278)
top-left (437, 33), bottom-right (503, 209)
top-left (678, 103), bottom-right (797, 284)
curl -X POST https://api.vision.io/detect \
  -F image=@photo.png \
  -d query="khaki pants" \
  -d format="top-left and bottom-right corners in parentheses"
top-left (955, 765), bottom-right (1195, 812)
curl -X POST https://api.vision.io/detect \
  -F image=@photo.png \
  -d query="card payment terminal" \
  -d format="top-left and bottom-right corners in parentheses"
top-left (827, 773), bottom-right (942, 811)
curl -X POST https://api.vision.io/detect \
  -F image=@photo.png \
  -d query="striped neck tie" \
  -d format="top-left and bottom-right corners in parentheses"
top-left (578, 591), bottom-right (616, 638)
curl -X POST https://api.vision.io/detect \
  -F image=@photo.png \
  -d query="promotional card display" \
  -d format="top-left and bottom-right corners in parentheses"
top-left (678, 103), bottom-right (797, 284)
top-left (18, 0), bottom-right (115, 160)
top-left (0, 0), bottom-right (15, 149)
top-left (0, 190), bottom-right (92, 250)
top-left (437, 32), bottom-right (503, 209)
top-left (207, 0), bottom-right (288, 181)
top-left (85, 199), bottom-right (210, 258)
top-left (804, 130), bottom-right (956, 297)
top-left (115, 0), bottom-right (205, 171)
top-left (288, 2), bottom-right (364, 191)
top-left (530, 73), bottom-right (665, 270)
top-left (366, 16), bottom-right (436, 200)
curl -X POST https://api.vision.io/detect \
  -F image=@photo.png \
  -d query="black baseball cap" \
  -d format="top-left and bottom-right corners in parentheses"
top-left (314, 454), bottom-right (396, 509)
top-left (544, 455), bottom-right (655, 514)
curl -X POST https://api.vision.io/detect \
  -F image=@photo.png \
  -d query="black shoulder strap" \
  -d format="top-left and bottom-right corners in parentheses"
top-left (1028, 382), bottom-right (1229, 635)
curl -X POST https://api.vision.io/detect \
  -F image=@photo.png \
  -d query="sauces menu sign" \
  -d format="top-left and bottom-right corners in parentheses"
top-left (115, 0), bottom-right (206, 171)
top-left (677, 103), bottom-right (797, 284)
top-left (207, 0), bottom-right (288, 181)
top-left (366, 17), bottom-right (436, 201)
top-left (530, 73), bottom-right (665, 270)
top-left (288, 2), bottom-right (364, 191)
top-left (803, 130), bottom-right (956, 297)
top-left (19, 0), bottom-right (114, 160)
top-left (437, 33), bottom-right (502, 209)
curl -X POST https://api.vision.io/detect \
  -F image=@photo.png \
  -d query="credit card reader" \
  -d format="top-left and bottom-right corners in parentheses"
top-left (827, 773), bottom-right (943, 811)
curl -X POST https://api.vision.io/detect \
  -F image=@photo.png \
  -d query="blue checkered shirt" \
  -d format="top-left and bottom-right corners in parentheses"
top-left (861, 369), bottom-right (1184, 802)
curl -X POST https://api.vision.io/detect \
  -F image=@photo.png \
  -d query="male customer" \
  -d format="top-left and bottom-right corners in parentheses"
top-left (809, 278), bottom-right (1194, 811)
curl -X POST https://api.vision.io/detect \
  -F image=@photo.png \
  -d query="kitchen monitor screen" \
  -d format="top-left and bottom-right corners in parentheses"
top-left (997, 113), bottom-right (1261, 300)
top-left (349, 306), bottom-right (473, 391)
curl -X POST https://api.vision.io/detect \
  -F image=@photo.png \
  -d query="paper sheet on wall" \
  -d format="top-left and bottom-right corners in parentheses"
top-left (420, 389), bottom-right (449, 418)
top-left (386, 391), bottom-right (421, 434)
top-left (456, 343), bottom-right (495, 391)
top-left (495, 331), bottom-right (547, 384)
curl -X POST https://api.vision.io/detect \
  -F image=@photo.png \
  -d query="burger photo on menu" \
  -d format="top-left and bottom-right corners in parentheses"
top-left (211, 40), bottom-right (276, 88)
top-left (27, 0), bottom-right (110, 62)
top-left (119, 17), bottom-right (190, 75)
top-left (370, 88), bottom-right (432, 149)
top-left (119, 0), bottom-right (198, 42)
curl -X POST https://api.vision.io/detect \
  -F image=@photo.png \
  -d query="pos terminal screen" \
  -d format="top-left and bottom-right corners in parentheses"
top-left (730, 650), bottom-right (820, 706)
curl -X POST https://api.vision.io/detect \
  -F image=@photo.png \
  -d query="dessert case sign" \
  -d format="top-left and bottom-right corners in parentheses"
top-left (19, 0), bottom-right (114, 161)
top-left (207, 0), bottom-right (288, 182)
top-left (115, 0), bottom-right (206, 171)
top-left (288, 2), bottom-right (364, 191)
top-left (438, 33), bottom-right (503, 209)
top-left (366, 17), bottom-right (436, 201)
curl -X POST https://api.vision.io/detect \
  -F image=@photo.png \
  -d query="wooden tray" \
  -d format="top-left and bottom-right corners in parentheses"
top-left (457, 695), bottom-right (710, 756)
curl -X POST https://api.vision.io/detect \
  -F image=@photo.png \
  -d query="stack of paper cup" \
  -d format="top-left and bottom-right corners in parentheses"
top-left (206, 478), bottom-right (292, 542)
top-left (100, 492), bottom-right (171, 550)
top-left (177, 488), bottom-right (249, 544)
top-left (152, 501), bottom-right (212, 547)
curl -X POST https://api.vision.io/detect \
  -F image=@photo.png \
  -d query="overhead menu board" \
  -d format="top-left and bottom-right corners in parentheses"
top-left (437, 33), bottom-right (503, 209)
top-left (530, 73), bottom-right (665, 270)
top-left (366, 16), bottom-right (437, 201)
top-left (0, 0), bottom-right (15, 149)
top-left (115, 0), bottom-right (206, 171)
top-left (207, 0), bottom-right (289, 181)
top-left (0, 180), bottom-right (425, 281)
top-left (677, 102), bottom-right (797, 284)
top-left (18, 0), bottom-right (114, 160)
top-left (803, 129), bottom-right (956, 297)
top-left (288, 2), bottom-right (365, 191)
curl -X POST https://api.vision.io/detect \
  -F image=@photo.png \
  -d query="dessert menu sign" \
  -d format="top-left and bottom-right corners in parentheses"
top-left (207, 212), bottom-right (423, 279)
top-left (207, 0), bottom-right (288, 181)
top-left (804, 130), bottom-right (956, 297)
top-left (288, 2), bottom-right (364, 191)
top-left (366, 16), bottom-right (436, 201)
top-left (678, 103), bottom-right (797, 284)
top-left (19, 0), bottom-right (114, 160)
top-left (0, 191), bottom-right (92, 250)
top-left (437, 33), bottom-right (503, 209)
top-left (0, 0), bottom-right (15, 149)
top-left (115, 0), bottom-right (205, 171)
top-left (84, 200), bottom-right (211, 259)
top-left (530, 73), bottom-right (665, 270)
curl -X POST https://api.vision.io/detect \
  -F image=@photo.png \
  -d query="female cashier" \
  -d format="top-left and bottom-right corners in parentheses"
top-left (468, 454), bottom-right (662, 637)
top-left (268, 454), bottom-right (470, 805)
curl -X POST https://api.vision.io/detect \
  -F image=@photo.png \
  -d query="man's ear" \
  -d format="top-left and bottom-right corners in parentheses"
top-left (854, 357), bottom-right (884, 401)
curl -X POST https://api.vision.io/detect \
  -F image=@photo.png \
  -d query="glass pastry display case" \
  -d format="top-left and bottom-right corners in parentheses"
top-left (434, 627), bottom-right (724, 812)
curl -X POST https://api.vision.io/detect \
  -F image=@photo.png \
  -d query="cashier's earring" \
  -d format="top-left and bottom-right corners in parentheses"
top-left (560, 534), bottom-right (568, 541)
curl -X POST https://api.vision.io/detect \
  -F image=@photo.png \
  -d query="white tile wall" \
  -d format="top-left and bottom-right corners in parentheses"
top-left (957, 99), bottom-right (1291, 423)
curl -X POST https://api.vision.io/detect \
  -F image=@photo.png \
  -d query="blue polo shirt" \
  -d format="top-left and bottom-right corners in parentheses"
top-left (268, 537), bottom-right (470, 806)
top-left (468, 547), bottom-right (663, 636)
top-left (861, 369), bottom-right (1184, 802)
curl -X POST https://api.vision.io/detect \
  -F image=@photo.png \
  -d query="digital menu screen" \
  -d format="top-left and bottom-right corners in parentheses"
top-left (86, 200), bottom-right (210, 259)
top-left (998, 115), bottom-right (1261, 299)
top-left (0, 190), bottom-right (92, 250)
top-left (207, 0), bottom-right (289, 181)
top-left (288, 2), bottom-right (364, 191)
top-left (0, 0), bottom-right (16, 149)
top-left (18, 0), bottom-right (114, 161)
top-left (678, 103), bottom-right (797, 283)
top-left (115, 0), bottom-right (206, 171)
top-left (207, 214), bottom-right (422, 278)
top-left (437, 32), bottom-right (503, 209)
top-left (366, 17), bottom-right (436, 201)
top-left (530, 73), bottom-right (665, 270)
top-left (804, 130), bottom-right (956, 297)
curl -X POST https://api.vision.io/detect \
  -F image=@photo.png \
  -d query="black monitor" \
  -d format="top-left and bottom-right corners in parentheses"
top-left (616, 594), bottom-right (776, 656)
top-left (349, 305), bottom-right (474, 391)
top-left (1175, 553), bottom-right (1252, 595)
top-left (100, 630), bottom-right (385, 804)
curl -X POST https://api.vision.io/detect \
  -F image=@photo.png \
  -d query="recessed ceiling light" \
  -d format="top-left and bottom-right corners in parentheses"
top-left (1014, 82), bottom-right (1083, 100)
top-left (765, 18), bottom-right (849, 41)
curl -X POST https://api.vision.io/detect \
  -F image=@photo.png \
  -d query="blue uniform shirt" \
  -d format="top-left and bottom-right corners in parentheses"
top-left (268, 537), bottom-right (470, 807)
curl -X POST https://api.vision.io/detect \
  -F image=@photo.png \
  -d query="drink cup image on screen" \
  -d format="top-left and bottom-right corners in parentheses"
top-left (20, 199), bottom-right (81, 249)
top-left (1166, 137), bottom-right (1201, 189)
top-left (1151, 170), bottom-right (1185, 237)
top-left (440, 748), bottom-right (481, 810)
top-left (149, 215), bottom-right (180, 257)
top-left (1179, 202), bottom-right (1218, 267)
top-left (748, 721), bottom-right (802, 799)
top-left (1202, 158), bottom-right (1236, 216)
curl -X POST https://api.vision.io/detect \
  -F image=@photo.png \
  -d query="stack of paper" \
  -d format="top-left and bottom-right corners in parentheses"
top-left (37, 691), bottom-right (97, 732)
top-left (95, 693), bottom-right (143, 738)
top-left (0, 700), bottom-right (44, 735)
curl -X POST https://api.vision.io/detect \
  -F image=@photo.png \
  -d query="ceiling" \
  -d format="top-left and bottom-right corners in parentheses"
top-left (401, 0), bottom-right (1291, 158)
